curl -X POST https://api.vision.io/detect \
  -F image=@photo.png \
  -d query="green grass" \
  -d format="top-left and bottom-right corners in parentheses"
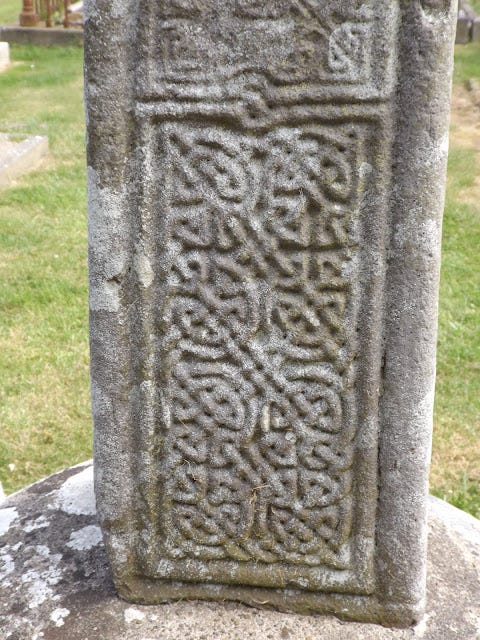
top-left (432, 476), bottom-right (480, 518)
top-left (431, 41), bottom-right (480, 517)
top-left (0, 42), bottom-right (479, 520)
top-left (429, 42), bottom-right (480, 518)
top-left (454, 44), bottom-right (480, 86)
top-left (0, 0), bottom-right (19, 25)
top-left (431, 152), bottom-right (480, 518)
top-left (469, 0), bottom-right (480, 14)
top-left (0, 45), bottom-right (90, 493)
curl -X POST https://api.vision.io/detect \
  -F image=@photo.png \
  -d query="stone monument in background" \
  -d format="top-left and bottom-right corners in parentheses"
top-left (85, 0), bottom-right (456, 627)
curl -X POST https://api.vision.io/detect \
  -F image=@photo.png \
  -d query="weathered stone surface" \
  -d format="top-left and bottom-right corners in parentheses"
top-left (1, 462), bottom-right (480, 639)
top-left (85, 0), bottom-right (456, 626)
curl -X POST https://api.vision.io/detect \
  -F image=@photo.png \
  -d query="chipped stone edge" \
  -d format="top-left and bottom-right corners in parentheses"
top-left (2, 459), bottom-right (93, 504)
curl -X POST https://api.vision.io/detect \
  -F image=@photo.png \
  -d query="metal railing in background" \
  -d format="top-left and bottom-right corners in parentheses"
top-left (19, 0), bottom-right (83, 28)
top-left (40, 0), bottom-right (69, 28)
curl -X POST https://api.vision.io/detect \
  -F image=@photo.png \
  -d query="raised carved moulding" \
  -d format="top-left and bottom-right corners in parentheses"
top-left (85, 0), bottom-right (456, 627)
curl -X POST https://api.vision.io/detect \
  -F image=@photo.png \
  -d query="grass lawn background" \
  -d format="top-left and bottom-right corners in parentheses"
top-left (0, 39), bottom-right (479, 517)
top-left (0, 0), bottom-right (19, 25)
top-left (0, 45), bottom-right (90, 492)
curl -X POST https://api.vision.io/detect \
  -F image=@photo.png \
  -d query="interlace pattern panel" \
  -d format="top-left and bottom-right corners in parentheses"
top-left (154, 122), bottom-right (367, 569)
top-left (132, 0), bottom-right (396, 593)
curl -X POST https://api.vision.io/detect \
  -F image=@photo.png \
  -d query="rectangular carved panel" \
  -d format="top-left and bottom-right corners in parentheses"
top-left (137, 0), bottom-right (397, 101)
top-left (139, 121), bottom-right (380, 594)
top-left (86, 0), bottom-right (456, 626)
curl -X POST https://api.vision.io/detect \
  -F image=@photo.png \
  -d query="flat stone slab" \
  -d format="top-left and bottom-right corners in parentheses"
top-left (1, 462), bottom-right (479, 640)
top-left (0, 134), bottom-right (49, 189)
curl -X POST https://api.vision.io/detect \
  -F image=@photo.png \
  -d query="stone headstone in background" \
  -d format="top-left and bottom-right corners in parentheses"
top-left (0, 42), bottom-right (9, 72)
top-left (456, 14), bottom-right (473, 43)
top-left (472, 16), bottom-right (480, 41)
top-left (0, 134), bottom-right (49, 188)
top-left (459, 0), bottom-right (476, 20)
top-left (456, 1), bottom-right (476, 43)
top-left (85, 0), bottom-right (456, 627)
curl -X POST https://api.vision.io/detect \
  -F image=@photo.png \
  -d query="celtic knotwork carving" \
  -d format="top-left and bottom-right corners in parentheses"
top-left (157, 122), bottom-right (362, 568)
top-left (328, 23), bottom-right (371, 78)
top-left (141, 1), bottom-right (392, 100)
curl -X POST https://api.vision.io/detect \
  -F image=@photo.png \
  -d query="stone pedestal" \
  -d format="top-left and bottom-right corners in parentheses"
top-left (85, 0), bottom-right (456, 626)
top-left (1, 462), bottom-right (479, 639)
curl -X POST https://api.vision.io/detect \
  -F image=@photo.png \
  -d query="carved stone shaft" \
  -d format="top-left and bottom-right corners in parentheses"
top-left (85, 0), bottom-right (456, 627)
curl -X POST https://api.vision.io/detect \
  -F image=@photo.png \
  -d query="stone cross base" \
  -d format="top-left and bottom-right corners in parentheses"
top-left (0, 461), bottom-right (479, 639)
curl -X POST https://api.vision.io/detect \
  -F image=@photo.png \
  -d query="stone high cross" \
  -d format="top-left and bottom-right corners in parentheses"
top-left (85, 0), bottom-right (456, 626)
